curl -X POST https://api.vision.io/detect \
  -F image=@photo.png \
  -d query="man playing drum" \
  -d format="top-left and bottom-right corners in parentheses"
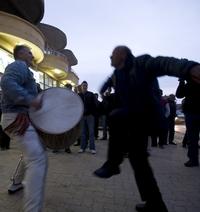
top-left (1, 45), bottom-right (47, 212)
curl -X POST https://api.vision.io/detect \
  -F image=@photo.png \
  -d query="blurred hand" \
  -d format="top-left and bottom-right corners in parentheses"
top-left (190, 65), bottom-right (200, 84)
top-left (29, 93), bottom-right (43, 110)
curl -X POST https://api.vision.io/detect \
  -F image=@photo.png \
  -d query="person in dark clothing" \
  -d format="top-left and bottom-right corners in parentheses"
top-left (73, 85), bottom-right (82, 146)
top-left (182, 130), bottom-right (189, 148)
top-left (100, 87), bottom-right (116, 140)
top-left (78, 81), bottom-right (97, 154)
top-left (0, 117), bottom-right (10, 150)
top-left (64, 83), bottom-right (73, 153)
top-left (94, 93), bottom-right (101, 140)
top-left (178, 98), bottom-right (189, 148)
top-left (167, 94), bottom-right (177, 145)
top-left (176, 78), bottom-right (200, 167)
top-left (150, 89), bottom-right (169, 148)
top-left (93, 45), bottom-right (200, 212)
top-left (0, 91), bottom-right (10, 150)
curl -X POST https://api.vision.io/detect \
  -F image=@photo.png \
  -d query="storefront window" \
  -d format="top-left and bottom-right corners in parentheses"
top-left (53, 80), bottom-right (57, 87)
top-left (0, 49), bottom-right (14, 74)
top-left (43, 73), bottom-right (57, 89)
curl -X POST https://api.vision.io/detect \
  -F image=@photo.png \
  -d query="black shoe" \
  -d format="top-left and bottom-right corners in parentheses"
top-left (184, 160), bottom-right (199, 167)
top-left (65, 148), bottom-right (72, 153)
top-left (136, 201), bottom-right (168, 212)
top-left (52, 150), bottom-right (59, 153)
top-left (93, 166), bottom-right (120, 178)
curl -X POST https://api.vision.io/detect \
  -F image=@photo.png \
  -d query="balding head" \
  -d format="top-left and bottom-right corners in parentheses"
top-left (110, 46), bottom-right (133, 69)
top-left (13, 45), bottom-right (34, 67)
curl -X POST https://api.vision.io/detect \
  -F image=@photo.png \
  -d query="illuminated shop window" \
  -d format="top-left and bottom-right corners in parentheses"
top-left (31, 68), bottom-right (40, 82)
top-left (43, 73), bottom-right (57, 89)
top-left (53, 80), bottom-right (57, 87)
top-left (0, 48), bottom-right (14, 73)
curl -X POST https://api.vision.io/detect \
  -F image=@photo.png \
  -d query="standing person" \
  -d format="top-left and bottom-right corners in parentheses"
top-left (0, 45), bottom-right (48, 212)
top-left (176, 78), bottom-right (200, 167)
top-left (64, 83), bottom-right (73, 153)
top-left (73, 85), bottom-right (82, 146)
top-left (100, 87), bottom-right (116, 140)
top-left (150, 89), bottom-right (170, 148)
top-left (93, 45), bottom-right (200, 212)
top-left (78, 81), bottom-right (97, 154)
top-left (178, 98), bottom-right (189, 148)
top-left (0, 91), bottom-right (10, 150)
top-left (167, 94), bottom-right (177, 145)
top-left (7, 80), bottom-right (44, 194)
top-left (0, 125), bottom-right (10, 150)
top-left (94, 93), bottom-right (101, 140)
top-left (182, 129), bottom-right (189, 148)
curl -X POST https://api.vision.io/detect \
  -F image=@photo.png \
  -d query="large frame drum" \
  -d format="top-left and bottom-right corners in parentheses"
top-left (29, 87), bottom-right (83, 149)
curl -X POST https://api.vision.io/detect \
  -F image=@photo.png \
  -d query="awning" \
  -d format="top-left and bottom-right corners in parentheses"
top-left (0, 11), bottom-right (45, 64)
top-left (38, 53), bottom-right (69, 80)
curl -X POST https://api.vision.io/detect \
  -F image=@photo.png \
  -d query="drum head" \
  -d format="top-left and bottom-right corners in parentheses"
top-left (29, 87), bottom-right (83, 134)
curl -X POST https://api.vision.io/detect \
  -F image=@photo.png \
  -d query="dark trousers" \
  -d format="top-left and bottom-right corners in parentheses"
top-left (94, 116), bottom-right (99, 139)
top-left (151, 117), bottom-right (169, 146)
top-left (151, 128), bottom-right (168, 146)
top-left (0, 125), bottom-right (10, 149)
top-left (168, 117), bottom-right (175, 143)
top-left (101, 115), bottom-right (108, 139)
top-left (182, 130), bottom-right (189, 146)
top-left (105, 108), bottom-right (163, 202)
top-left (150, 117), bottom-right (168, 146)
top-left (185, 112), bottom-right (200, 163)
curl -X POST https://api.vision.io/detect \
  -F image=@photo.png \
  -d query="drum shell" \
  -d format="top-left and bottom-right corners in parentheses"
top-left (37, 122), bottom-right (81, 150)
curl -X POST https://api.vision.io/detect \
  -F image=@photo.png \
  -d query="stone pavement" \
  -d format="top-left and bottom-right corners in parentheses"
top-left (0, 127), bottom-right (200, 212)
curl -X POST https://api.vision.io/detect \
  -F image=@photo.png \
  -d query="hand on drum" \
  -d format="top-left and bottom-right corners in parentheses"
top-left (29, 93), bottom-right (43, 111)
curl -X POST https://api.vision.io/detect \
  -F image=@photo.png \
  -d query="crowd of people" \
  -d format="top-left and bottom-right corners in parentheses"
top-left (0, 44), bottom-right (200, 212)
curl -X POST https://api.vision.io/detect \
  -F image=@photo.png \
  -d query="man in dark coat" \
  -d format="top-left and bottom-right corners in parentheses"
top-left (167, 94), bottom-right (177, 145)
top-left (93, 45), bottom-right (200, 212)
top-left (176, 78), bottom-right (200, 167)
top-left (78, 81), bottom-right (97, 154)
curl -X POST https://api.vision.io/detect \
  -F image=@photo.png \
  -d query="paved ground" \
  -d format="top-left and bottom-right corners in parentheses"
top-left (0, 126), bottom-right (200, 212)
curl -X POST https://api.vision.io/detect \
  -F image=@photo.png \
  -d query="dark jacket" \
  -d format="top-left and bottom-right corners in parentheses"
top-left (101, 93), bottom-right (116, 115)
top-left (100, 54), bottom-right (198, 133)
top-left (168, 100), bottom-right (177, 118)
top-left (79, 91), bottom-right (97, 116)
top-left (176, 79), bottom-right (200, 114)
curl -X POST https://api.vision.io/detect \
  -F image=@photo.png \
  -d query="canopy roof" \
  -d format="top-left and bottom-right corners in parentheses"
top-left (0, 0), bottom-right (44, 24)
top-left (37, 23), bottom-right (67, 51)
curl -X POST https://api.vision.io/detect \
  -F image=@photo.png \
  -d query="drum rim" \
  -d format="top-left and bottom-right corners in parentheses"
top-left (29, 87), bottom-right (84, 135)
